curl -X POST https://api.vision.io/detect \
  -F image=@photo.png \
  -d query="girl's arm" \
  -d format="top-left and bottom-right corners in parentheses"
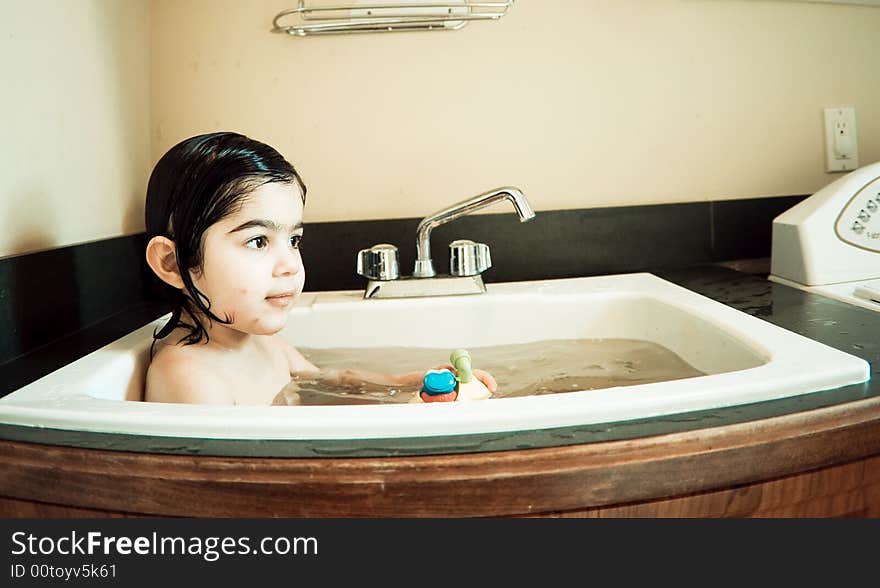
top-left (279, 337), bottom-right (421, 387)
top-left (311, 365), bottom-right (498, 393)
top-left (278, 338), bottom-right (497, 392)
top-left (316, 368), bottom-right (423, 388)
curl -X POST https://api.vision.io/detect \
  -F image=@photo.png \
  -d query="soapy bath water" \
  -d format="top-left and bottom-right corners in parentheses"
top-left (289, 338), bottom-right (705, 406)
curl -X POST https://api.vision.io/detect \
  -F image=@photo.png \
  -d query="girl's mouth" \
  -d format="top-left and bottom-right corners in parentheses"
top-left (265, 291), bottom-right (297, 307)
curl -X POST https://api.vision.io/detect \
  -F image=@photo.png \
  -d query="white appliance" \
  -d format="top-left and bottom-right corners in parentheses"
top-left (770, 160), bottom-right (880, 310)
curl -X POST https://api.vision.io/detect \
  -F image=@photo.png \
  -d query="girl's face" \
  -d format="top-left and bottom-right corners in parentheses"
top-left (192, 181), bottom-right (305, 337)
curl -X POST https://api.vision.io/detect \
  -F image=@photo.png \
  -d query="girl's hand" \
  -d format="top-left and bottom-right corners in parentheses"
top-left (469, 368), bottom-right (498, 393)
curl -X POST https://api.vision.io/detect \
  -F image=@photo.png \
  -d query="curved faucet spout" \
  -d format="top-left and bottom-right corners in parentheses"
top-left (413, 186), bottom-right (536, 278)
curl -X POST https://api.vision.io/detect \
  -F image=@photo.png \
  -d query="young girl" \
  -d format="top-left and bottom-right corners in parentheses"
top-left (143, 132), bottom-right (496, 405)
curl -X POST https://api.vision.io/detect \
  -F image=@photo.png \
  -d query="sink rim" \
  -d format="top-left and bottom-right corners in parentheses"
top-left (0, 273), bottom-right (869, 440)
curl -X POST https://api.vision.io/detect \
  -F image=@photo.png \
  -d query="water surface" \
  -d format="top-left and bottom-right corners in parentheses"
top-left (288, 338), bottom-right (704, 406)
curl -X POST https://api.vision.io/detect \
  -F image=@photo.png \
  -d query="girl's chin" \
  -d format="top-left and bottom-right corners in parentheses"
top-left (251, 317), bottom-right (290, 336)
top-left (219, 309), bottom-right (291, 336)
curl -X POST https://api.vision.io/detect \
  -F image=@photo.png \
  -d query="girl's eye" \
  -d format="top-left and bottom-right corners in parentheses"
top-left (246, 236), bottom-right (268, 249)
top-left (290, 234), bottom-right (303, 249)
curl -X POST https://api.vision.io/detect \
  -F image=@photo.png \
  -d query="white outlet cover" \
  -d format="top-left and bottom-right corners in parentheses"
top-left (824, 107), bottom-right (859, 172)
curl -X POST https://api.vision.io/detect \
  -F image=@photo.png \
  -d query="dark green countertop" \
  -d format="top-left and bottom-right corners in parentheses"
top-left (0, 263), bottom-right (877, 457)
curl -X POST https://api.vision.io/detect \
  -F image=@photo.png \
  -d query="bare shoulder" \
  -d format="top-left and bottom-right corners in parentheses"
top-left (270, 334), bottom-right (319, 374)
top-left (145, 343), bottom-right (234, 405)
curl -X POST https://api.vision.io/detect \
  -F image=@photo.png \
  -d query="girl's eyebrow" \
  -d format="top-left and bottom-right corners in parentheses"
top-left (228, 220), bottom-right (304, 234)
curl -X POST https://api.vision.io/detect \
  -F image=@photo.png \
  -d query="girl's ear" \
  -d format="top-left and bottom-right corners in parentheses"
top-left (146, 236), bottom-right (185, 289)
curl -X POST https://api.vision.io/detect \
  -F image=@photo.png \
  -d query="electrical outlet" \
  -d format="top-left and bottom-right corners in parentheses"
top-left (824, 107), bottom-right (859, 172)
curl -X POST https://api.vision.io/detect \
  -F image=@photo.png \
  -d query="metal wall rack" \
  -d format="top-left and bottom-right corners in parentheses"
top-left (271, 1), bottom-right (514, 37)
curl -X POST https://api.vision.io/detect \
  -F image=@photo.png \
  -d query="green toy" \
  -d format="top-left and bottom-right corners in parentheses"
top-left (449, 349), bottom-right (491, 401)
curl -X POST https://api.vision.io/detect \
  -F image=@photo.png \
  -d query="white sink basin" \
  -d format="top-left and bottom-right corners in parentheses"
top-left (0, 273), bottom-right (869, 440)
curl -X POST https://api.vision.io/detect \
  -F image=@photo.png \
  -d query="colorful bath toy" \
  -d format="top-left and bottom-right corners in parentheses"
top-left (419, 368), bottom-right (458, 403)
top-left (410, 349), bottom-right (493, 403)
top-left (450, 349), bottom-right (492, 401)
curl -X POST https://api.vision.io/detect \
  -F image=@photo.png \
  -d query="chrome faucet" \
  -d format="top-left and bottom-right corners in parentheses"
top-left (356, 187), bottom-right (536, 299)
top-left (413, 187), bottom-right (535, 277)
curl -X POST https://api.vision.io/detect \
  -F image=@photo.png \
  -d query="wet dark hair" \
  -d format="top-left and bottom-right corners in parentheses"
top-left (145, 132), bottom-right (306, 355)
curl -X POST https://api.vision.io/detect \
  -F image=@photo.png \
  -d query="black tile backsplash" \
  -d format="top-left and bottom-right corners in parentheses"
top-left (0, 196), bottom-right (806, 366)
top-left (710, 196), bottom-right (805, 262)
top-left (0, 234), bottom-right (158, 367)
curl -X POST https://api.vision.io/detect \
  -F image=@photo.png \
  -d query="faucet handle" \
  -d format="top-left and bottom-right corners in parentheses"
top-left (449, 240), bottom-right (492, 277)
top-left (357, 243), bottom-right (400, 281)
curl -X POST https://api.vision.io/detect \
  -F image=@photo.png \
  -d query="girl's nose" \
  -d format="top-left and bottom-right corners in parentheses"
top-left (274, 247), bottom-right (303, 276)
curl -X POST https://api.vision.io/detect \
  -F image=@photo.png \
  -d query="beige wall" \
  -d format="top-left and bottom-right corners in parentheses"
top-left (3, 0), bottom-right (880, 257)
top-left (151, 0), bottom-right (880, 223)
top-left (0, 0), bottom-right (151, 258)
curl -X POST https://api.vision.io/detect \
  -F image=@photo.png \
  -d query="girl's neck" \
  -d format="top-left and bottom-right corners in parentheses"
top-left (195, 313), bottom-right (253, 351)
